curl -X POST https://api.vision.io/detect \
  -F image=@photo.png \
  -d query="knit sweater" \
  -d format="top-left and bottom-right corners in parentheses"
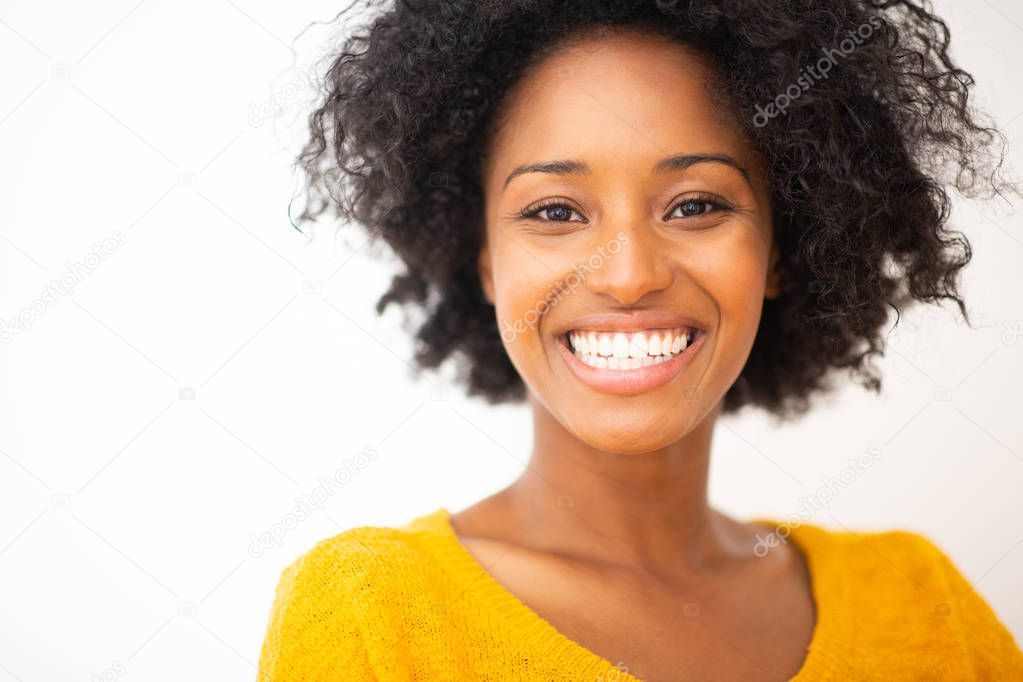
top-left (256, 507), bottom-right (1023, 680)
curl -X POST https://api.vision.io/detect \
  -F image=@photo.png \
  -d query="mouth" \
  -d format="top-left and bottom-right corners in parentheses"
top-left (562, 326), bottom-right (698, 369)
top-left (555, 325), bottom-right (706, 396)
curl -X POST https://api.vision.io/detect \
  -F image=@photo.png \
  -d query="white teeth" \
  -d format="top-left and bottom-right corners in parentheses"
top-left (568, 326), bottom-right (696, 370)
top-left (577, 334), bottom-right (590, 355)
top-left (648, 333), bottom-right (660, 356)
top-left (629, 334), bottom-right (647, 359)
top-left (612, 333), bottom-right (630, 358)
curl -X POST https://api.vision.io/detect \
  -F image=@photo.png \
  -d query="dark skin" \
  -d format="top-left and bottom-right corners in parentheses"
top-left (451, 27), bottom-right (815, 681)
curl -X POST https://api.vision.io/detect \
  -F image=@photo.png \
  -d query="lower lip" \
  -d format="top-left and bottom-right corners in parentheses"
top-left (556, 330), bottom-right (706, 396)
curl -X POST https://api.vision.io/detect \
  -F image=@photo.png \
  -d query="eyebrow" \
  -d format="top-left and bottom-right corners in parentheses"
top-left (501, 153), bottom-right (751, 190)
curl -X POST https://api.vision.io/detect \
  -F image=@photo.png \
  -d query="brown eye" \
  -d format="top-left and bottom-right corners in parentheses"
top-left (520, 200), bottom-right (586, 223)
top-left (671, 199), bottom-right (713, 218)
top-left (665, 193), bottom-right (733, 223)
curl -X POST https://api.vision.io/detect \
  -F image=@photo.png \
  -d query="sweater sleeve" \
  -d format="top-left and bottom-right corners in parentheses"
top-left (926, 537), bottom-right (1023, 678)
top-left (256, 545), bottom-right (377, 681)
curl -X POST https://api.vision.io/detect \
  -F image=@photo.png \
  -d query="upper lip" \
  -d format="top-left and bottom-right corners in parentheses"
top-left (556, 310), bottom-right (708, 336)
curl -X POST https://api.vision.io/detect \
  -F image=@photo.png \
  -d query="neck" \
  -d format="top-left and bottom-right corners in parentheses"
top-left (500, 397), bottom-right (744, 576)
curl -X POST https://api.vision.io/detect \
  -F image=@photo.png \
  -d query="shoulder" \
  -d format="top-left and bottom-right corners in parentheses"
top-left (279, 518), bottom-right (439, 587)
top-left (257, 511), bottom-right (447, 681)
top-left (268, 510), bottom-right (449, 614)
top-left (791, 522), bottom-right (991, 600)
top-left (789, 520), bottom-right (992, 608)
top-left (786, 520), bottom-right (1023, 675)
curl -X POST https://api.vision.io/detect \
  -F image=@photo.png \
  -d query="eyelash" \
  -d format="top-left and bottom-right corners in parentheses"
top-left (518, 193), bottom-right (733, 225)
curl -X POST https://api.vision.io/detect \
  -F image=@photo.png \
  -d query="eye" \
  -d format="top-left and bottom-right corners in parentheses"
top-left (519, 199), bottom-right (586, 223)
top-left (665, 193), bottom-right (735, 223)
top-left (672, 200), bottom-right (712, 218)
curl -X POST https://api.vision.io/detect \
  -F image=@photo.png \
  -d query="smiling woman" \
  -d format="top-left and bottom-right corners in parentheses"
top-left (475, 37), bottom-right (778, 447)
top-left (257, 1), bottom-right (1022, 680)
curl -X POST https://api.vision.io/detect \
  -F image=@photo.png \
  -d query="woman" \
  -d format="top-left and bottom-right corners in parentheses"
top-left (258, 0), bottom-right (1022, 679)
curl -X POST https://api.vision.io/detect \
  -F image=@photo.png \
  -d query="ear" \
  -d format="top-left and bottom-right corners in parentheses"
top-left (477, 237), bottom-right (495, 305)
top-left (765, 239), bottom-right (781, 300)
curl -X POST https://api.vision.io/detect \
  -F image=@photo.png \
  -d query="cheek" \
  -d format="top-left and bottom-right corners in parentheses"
top-left (692, 229), bottom-right (770, 351)
top-left (491, 248), bottom-right (561, 356)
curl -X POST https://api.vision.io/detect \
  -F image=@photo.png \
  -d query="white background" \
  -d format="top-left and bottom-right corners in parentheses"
top-left (1, 1), bottom-right (1021, 679)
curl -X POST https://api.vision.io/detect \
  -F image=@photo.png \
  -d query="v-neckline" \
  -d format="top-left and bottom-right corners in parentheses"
top-left (423, 507), bottom-right (844, 681)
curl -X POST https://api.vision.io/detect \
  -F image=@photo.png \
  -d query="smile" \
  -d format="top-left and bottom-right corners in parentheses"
top-left (556, 325), bottom-right (706, 396)
top-left (566, 327), bottom-right (695, 369)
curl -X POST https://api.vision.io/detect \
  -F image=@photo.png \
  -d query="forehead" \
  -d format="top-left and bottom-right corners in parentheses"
top-left (483, 29), bottom-right (754, 189)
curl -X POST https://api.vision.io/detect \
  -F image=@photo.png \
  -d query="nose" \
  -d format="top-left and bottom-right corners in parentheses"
top-left (585, 223), bottom-right (674, 306)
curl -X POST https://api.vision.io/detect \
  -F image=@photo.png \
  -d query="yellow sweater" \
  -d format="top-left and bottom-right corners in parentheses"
top-left (256, 507), bottom-right (1023, 680)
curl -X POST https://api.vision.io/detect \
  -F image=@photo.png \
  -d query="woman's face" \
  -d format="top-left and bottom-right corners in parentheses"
top-left (479, 28), bottom-right (779, 454)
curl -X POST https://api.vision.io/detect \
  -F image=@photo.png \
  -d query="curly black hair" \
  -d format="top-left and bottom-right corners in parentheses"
top-left (295, 0), bottom-right (1015, 419)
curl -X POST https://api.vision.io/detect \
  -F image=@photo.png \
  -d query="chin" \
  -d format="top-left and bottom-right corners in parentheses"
top-left (560, 402), bottom-right (703, 456)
